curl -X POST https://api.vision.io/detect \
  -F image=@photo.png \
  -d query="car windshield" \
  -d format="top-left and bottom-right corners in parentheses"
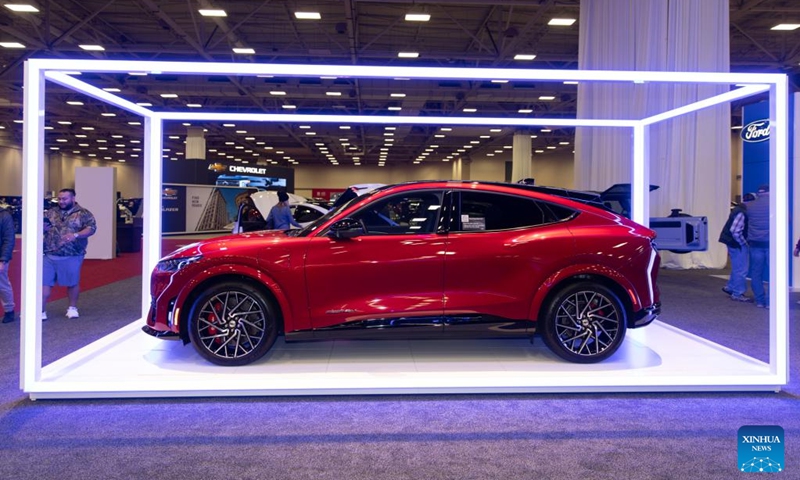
top-left (291, 190), bottom-right (379, 237)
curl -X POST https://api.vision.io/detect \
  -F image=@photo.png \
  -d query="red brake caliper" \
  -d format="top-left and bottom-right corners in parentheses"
top-left (208, 301), bottom-right (223, 344)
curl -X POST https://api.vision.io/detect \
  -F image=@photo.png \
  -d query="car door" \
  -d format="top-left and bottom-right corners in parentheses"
top-left (443, 189), bottom-right (576, 321)
top-left (304, 189), bottom-right (448, 329)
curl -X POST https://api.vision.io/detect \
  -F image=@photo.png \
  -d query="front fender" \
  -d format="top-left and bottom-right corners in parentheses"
top-left (527, 263), bottom-right (639, 321)
top-left (172, 263), bottom-right (295, 334)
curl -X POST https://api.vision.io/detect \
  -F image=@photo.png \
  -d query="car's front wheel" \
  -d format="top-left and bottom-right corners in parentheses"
top-left (188, 281), bottom-right (278, 366)
top-left (540, 282), bottom-right (627, 363)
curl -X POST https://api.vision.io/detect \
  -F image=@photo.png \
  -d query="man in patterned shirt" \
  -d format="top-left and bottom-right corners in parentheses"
top-left (42, 188), bottom-right (97, 320)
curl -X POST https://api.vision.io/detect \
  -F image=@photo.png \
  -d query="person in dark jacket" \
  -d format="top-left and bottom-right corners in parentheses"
top-left (0, 206), bottom-right (16, 323)
top-left (265, 190), bottom-right (301, 230)
top-left (747, 185), bottom-right (770, 308)
top-left (719, 194), bottom-right (752, 302)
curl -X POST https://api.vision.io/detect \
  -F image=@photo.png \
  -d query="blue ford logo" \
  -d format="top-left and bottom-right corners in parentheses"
top-left (741, 119), bottom-right (770, 143)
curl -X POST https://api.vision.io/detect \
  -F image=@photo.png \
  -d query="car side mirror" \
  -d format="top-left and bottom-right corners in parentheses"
top-left (328, 218), bottom-right (365, 239)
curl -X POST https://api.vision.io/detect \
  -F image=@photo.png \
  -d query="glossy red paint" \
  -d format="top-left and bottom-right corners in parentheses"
top-left (146, 181), bottom-right (661, 364)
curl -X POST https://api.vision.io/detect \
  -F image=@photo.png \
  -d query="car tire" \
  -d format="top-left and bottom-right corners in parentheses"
top-left (540, 282), bottom-right (627, 363)
top-left (187, 281), bottom-right (278, 366)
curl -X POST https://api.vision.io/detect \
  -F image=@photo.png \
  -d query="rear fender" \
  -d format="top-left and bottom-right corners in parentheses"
top-left (528, 264), bottom-right (639, 321)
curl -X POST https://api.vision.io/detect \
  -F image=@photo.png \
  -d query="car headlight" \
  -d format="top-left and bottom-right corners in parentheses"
top-left (156, 255), bottom-right (202, 273)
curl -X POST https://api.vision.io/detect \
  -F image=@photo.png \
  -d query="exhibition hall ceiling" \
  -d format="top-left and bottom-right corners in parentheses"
top-left (0, 0), bottom-right (798, 166)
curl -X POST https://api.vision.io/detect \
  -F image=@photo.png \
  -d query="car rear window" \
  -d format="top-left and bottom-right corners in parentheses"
top-left (456, 191), bottom-right (575, 232)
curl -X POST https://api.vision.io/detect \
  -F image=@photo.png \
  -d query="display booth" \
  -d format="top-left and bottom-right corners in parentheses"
top-left (19, 59), bottom-right (789, 398)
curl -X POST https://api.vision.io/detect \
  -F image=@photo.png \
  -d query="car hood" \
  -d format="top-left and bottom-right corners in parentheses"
top-left (161, 231), bottom-right (292, 260)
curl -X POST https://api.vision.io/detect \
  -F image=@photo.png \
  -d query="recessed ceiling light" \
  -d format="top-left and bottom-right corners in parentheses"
top-left (232, 47), bottom-right (255, 54)
top-left (270, 91), bottom-right (286, 95)
top-left (186, 103), bottom-right (202, 108)
top-left (518, 108), bottom-right (533, 113)
top-left (0, 42), bottom-right (25, 48)
top-left (548, 18), bottom-right (576, 26)
top-left (282, 104), bottom-right (296, 109)
top-left (514, 54), bottom-right (536, 61)
top-left (463, 108), bottom-right (477, 112)
top-left (541, 128), bottom-right (552, 133)
top-left (101, 112), bottom-right (116, 116)
top-left (66, 101), bottom-right (83, 106)
top-left (79, 44), bottom-right (105, 51)
top-left (398, 52), bottom-right (419, 58)
top-left (771, 24), bottom-right (800, 31)
top-left (339, 126), bottom-right (350, 129)
top-left (5, 4), bottom-right (39, 13)
top-left (563, 81), bottom-right (579, 85)
top-left (388, 106), bottom-right (402, 111)
top-left (102, 87), bottom-right (121, 92)
top-left (539, 95), bottom-right (556, 101)
top-left (390, 93), bottom-right (406, 98)
top-left (491, 79), bottom-right (508, 84)
top-left (136, 102), bottom-right (153, 107)
top-left (405, 13), bottom-right (430, 22)
top-left (160, 93), bottom-right (178, 98)
top-left (294, 11), bottom-right (321, 20)
top-left (199, 9), bottom-right (226, 17)
top-left (326, 91), bottom-right (342, 96)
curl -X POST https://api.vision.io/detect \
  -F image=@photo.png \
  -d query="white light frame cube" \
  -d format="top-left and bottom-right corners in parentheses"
top-left (20, 59), bottom-right (789, 397)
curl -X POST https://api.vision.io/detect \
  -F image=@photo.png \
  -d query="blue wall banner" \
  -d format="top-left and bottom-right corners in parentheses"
top-left (161, 185), bottom-right (186, 233)
top-left (741, 102), bottom-right (770, 195)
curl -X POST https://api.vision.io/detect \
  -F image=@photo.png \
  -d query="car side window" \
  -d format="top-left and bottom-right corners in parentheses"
top-left (294, 205), bottom-right (324, 224)
top-left (351, 192), bottom-right (442, 235)
top-left (455, 191), bottom-right (573, 232)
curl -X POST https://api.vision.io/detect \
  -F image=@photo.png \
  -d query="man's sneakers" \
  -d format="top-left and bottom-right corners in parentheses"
top-left (66, 306), bottom-right (80, 319)
top-left (2, 311), bottom-right (14, 324)
top-left (722, 286), bottom-right (733, 296)
top-left (730, 294), bottom-right (753, 303)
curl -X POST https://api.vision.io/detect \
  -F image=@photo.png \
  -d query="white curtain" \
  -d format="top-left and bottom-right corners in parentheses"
top-left (576, 0), bottom-right (730, 269)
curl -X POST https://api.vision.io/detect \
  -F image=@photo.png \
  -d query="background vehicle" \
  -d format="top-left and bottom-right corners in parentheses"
top-left (231, 191), bottom-right (327, 233)
top-left (146, 181), bottom-right (660, 367)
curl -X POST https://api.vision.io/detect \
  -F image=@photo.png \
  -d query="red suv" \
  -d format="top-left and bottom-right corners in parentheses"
top-left (145, 181), bottom-right (661, 366)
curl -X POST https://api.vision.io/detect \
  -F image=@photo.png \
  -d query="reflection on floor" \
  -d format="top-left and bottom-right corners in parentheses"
top-left (29, 320), bottom-right (774, 399)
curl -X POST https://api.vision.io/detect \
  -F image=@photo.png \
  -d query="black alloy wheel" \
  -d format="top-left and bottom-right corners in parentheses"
top-left (541, 282), bottom-right (627, 363)
top-left (188, 282), bottom-right (278, 366)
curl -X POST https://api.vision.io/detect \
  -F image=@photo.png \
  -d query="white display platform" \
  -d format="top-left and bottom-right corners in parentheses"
top-left (29, 320), bottom-right (777, 399)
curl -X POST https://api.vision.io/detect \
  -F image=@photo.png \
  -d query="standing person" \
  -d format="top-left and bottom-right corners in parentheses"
top-left (719, 196), bottom-right (751, 302)
top-left (42, 188), bottom-right (97, 319)
top-left (747, 185), bottom-right (770, 308)
top-left (265, 190), bottom-right (301, 230)
top-left (0, 204), bottom-right (15, 323)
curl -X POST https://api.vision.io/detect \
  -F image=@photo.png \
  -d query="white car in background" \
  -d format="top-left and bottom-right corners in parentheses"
top-left (330, 183), bottom-right (386, 208)
top-left (232, 191), bottom-right (328, 233)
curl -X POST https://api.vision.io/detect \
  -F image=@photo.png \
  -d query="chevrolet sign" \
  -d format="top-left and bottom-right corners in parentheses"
top-left (228, 165), bottom-right (268, 175)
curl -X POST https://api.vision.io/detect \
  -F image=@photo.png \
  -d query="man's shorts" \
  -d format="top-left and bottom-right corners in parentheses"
top-left (43, 254), bottom-right (84, 288)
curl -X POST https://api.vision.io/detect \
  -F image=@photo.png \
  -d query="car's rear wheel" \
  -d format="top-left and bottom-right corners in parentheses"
top-left (188, 281), bottom-right (278, 366)
top-left (541, 282), bottom-right (627, 363)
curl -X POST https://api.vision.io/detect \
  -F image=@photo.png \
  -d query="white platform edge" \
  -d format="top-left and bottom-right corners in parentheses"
top-left (23, 319), bottom-right (783, 399)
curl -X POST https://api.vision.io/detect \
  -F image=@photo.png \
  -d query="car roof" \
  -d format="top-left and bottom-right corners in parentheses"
top-left (380, 180), bottom-right (612, 212)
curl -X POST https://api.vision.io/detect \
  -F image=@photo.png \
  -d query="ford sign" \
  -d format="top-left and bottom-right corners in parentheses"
top-left (741, 119), bottom-right (770, 143)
